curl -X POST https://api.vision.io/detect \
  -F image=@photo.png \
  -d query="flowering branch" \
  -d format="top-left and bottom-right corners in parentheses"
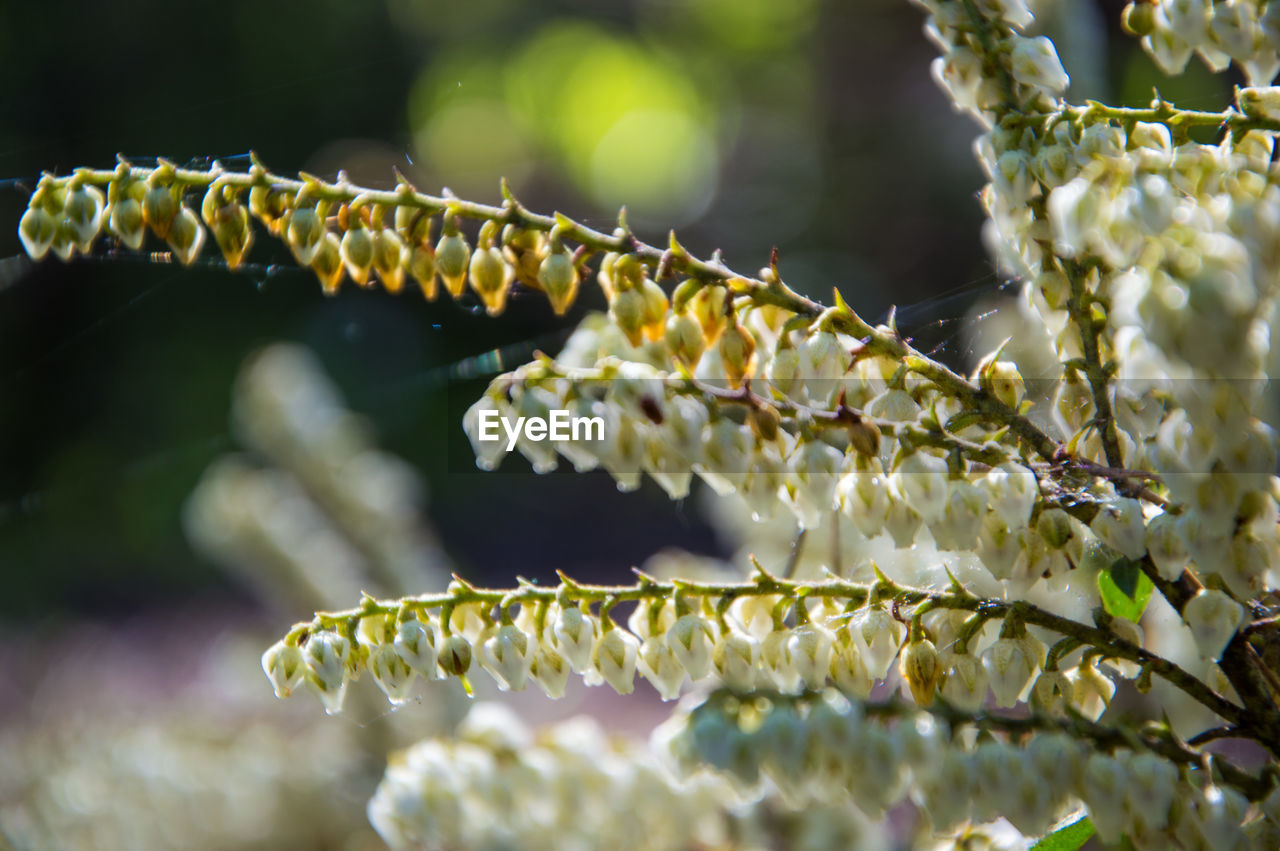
top-left (266, 570), bottom-right (1251, 738)
top-left (680, 688), bottom-right (1275, 803)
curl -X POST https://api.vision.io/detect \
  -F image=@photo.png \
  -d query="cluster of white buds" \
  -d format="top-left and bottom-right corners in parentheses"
top-left (916, 0), bottom-right (1280, 643)
top-left (19, 162), bottom-right (207, 264)
top-left (266, 571), bottom-right (1150, 723)
top-left (914, 0), bottom-right (1068, 128)
top-left (1122, 0), bottom-right (1280, 84)
top-left (367, 702), bottom-right (885, 851)
top-left (661, 688), bottom-right (1276, 847)
top-left (16, 163), bottom-right (594, 318)
top-left (971, 98), bottom-right (1280, 598)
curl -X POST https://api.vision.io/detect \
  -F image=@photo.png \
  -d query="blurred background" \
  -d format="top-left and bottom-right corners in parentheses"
top-left (0, 0), bottom-right (1240, 847)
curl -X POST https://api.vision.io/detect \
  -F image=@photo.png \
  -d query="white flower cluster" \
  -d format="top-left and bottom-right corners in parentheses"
top-left (915, 0), bottom-right (1069, 127)
top-left (1122, 0), bottom-right (1280, 84)
top-left (661, 689), bottom-right (1280, 849)
top-left (367, 703), bottom-right (886, 851)
top-left (971, 106), bottom-right (1280, 600)
top-left (911, 0), bottom-right (1280, 629)
top-left (468, 347), bottom-right (1030, 519)
top-left (266, 575), bottom-right (1134, 723)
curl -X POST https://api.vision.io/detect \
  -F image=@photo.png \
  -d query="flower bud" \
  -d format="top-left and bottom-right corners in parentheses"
top-left (1067, 660), bottom-right (1114, 721)
top-left (249, 184), bottom-right (291, 234)
top-left (940, 651), bottom-right (988, 712)
top-left (262, 640), bottom-right (305, 698)
top-left (1031, 668), bottom-right (1074, 717)
top-left (529, 644), bottom-right (570, 699)
top-left (592, 627), bottom-right (640, 694)
top-left (690, 285), bottom-right (727, 343)
top-left (766, 344), bottom-right (803, 398)
top-left (479, 623), bottom-right (533, 691)
top-left (596, 251), bottom-right (620, 300)
top-left (311, 232), bottom-right (345, 295)
top-left (1146, 511), bottom-right (1189, 581)
top-left (853, 605), bottom-right (904, 680)
top-left (984, 462), bottom-right (1038, 528)
top-left (718, 321), bottom-right (757, 389)
top-left (637, 636), bottom-right (685, 700)
top-left (788, 623), bottom-right (835, 691)
top-left (746, 403), bottom-right (781, 443)
top-left (394, 617), bottom-right (441, 680)
top-left (610, 287), bottom-right (647, 347)
top-left (63, 180), bottom-right (104, 248)
top-left (537, 248), bottom-right (579, 316)
top-left (369, 642), bottom-right (415, 705)
top-left (165, 207), bottom-right (205, 265)
top-left (1090, 497), bottom-right (1147, 561)
top-left (761, 629), bottom-right (801, 693)
top-left (438, 633), bottom-right (473, 678)
top-left (901, 637), bottom-right (941, 706)
top-left (891, 451), bottom-right (949, 524)
top-left (1036, 507), bottom-right (1074, 549)
top-left (981, 359), bottom-right (1025, 409)
top-left (666, 613), bottom-right (715, 680)
top-left (713, 629), bottom-right (759, 692)
top-left (1121, 2), bottom-right (1156, 36)
top-left (356, 612), bottom-right (394, 649)
top-left (341, 223), bottom-right (376, 287)
top-left (142, 181), bottom-right (179, 240)
top-left (409, 242), bottom-right (438, 300)
top-left (434, 230), bottom-right (470, 298)
top-left (983, 635), bottom-right (1039, 708)
top-left (373, 228), bottom-right (408, 294)
top-left (469, 244), bottom-right (515, 317)
top-left (18, 205), bottom-right (57, 260)
top-left (208, 201), bottom-right (253, 269)
top-left (830, 630), bottom-right (874, 698)
top-left (1183, 588), bottom-right (1245, 662)
top-left (303, 630), bottom-right (351, 715)
top-left (640, 279), bottom-right (670, 342)
top-left (494, 222), bottom-right (536, 274)
top-left (847, 417), bottom-right (881, 459)
top-left (285, 206), bottom-right (325, 265)
top-left (1238, 86), bottom-right (1280, 122)
top-left (1008, 35), bottom-right (1069, 95)
top-left (664, 311), bottom-right (705, 369)
top-left (394, 203), bottom-right (429, 240)
top-left (553, 605), bottom-right (602, 684)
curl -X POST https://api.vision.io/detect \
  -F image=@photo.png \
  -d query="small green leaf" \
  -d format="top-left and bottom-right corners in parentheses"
top-left (1031, 815), bottom-right (1095, 851)
top-left (1098, 556), bottom-right (1154, 622)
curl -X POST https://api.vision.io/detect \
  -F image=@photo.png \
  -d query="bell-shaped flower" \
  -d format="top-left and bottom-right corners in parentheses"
top-left (262, 640), bottom-right (305, 698)
top-left (1183, 588), bottom-right (1246, 662)
top-left (592, 627), bottom-right (640, 695)
top-left (637, 637), bottom-right (685, 701)
top-left (666, 613), bottom-right (716, 680)
top-left (479, 624), bottom-right (533, 691)
top-left (982, 635), bottom-right (1039, 708)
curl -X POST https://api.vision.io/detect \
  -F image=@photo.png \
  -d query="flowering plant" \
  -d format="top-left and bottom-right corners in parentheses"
top-left (17, 0), bottom-right (1280, 847)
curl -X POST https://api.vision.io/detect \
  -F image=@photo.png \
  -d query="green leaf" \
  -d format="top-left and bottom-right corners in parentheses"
top-left (1098, 556), bottom-right (1154, 622)
top-left (1031, 815), bottom-right (1096, 851)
